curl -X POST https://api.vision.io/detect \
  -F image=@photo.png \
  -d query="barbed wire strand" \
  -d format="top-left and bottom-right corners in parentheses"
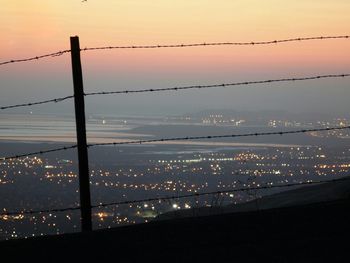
top-left (1, 176), bottom-right (349, 216)
top-left (87, 126), bottom-right (350, 148)
top-left (93, 176), bottom-right (350, 209)
top-left (0, 206), bottom-right (80, 217)
top-left (0, 95), bottom-right (74, 110)
top-left (1, 36), bottom-right (349, 67)
top-left (0, 50), bottom-right (71, 66)
top-left (81, 35), bottom-right (350, 51)
top-left (0, 145), bottom-right (78, 162)
top-left (2, 74), bottom-right (349, 111)
top-left (84, 74), bottom-right (350, 97)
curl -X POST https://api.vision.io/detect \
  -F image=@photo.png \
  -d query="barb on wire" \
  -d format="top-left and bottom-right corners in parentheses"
top-left (81, 35), bottom-right (350, 51)
top-left (0, 145), bottom-right (78, 162)
top-left (0, 95), bottom-right (74, 110)
top-left (84, 74), bottom-right (350, 97)
top-left (0, 50), bottom-right (71, 66)
top-left (1, 176), bottom-right (349, 216)
top-left (87, 126), bottom-right (350, 148)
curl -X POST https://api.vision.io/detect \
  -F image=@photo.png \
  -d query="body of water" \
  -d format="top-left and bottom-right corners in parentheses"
top-left (0, 113), bottom-right (344, 147)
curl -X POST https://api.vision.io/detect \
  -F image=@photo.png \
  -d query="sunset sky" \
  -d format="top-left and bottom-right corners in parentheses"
top-left (1, 0), bottom-right (350, 115)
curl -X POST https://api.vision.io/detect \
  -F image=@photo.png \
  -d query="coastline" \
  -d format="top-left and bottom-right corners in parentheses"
top-left (0, 136), bottom-right (305, 148)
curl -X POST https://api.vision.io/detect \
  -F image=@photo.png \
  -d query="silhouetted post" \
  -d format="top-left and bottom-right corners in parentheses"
top-left (70, 36), bottom-right (92, 232)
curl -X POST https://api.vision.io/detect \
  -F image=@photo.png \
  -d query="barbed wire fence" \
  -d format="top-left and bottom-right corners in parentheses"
top-left (0, 35), bottom-right (349, 234)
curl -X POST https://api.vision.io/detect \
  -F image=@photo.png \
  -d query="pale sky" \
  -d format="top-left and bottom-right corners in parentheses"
top-left (1, 0), bottom-right (350, 116)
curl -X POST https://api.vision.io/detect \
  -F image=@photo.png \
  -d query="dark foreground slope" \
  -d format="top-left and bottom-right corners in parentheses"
top-left (158, 178), bottom-right (350, 220)
top-left (1, 198), bottom-right (350, 262)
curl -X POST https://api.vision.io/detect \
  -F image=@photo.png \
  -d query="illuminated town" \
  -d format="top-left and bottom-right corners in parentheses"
top-left (1, 125), bottom-right (350, 240)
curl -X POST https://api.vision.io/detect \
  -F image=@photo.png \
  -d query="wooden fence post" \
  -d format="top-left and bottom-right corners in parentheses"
top-left (70, 36), bottom-right (92, 232)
